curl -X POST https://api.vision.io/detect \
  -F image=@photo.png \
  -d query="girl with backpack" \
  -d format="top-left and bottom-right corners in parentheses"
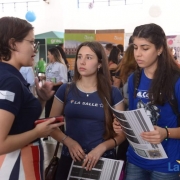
top-left (113, 23), bottom-right (180, 180)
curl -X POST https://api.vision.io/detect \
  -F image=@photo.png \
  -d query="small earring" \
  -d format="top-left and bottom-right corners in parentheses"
top-left (98, 67), bottom-right (100, 72)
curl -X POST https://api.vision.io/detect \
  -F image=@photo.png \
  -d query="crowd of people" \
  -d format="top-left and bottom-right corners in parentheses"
top-left (0, 16), bottom-right (180, 180)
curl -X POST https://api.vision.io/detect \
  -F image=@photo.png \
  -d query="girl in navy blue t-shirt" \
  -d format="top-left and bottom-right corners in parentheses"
top-left (50, 41), bottom-right (126, 180)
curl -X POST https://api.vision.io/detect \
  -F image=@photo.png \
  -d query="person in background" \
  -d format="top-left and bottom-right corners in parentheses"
top-left (56, 44), bottom-right (72, 82)
top-left (0, 17), bottom-right (64, 180)
top-left (45, 47), bottom-right (67, 118)
top-left (37, 57), bottom-right (46, 73)
top-left (105, 43), bottom-right (113, 57)
top-left (114, 23), bottom-right (180, 180)
top-left (49, 41), bottom-right (125, 180)
top-left (113, 44), bottom-right (137, 172)
top-left (169, 47), bottom-right (177, 60)
top-left (56, 44), bottom-right (69, 68)
top-left (117, 44), bottom-right (124, 62)
top-left (108, 46), bottom-right (120, 84)
top-left (114, 44), bottom-right (137, 109)
top-left (20, 66), bottom-right (35, 94)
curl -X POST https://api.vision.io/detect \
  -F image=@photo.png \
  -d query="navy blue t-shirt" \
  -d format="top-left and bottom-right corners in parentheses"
top-left (55, 83), bottom-right (123, 157)
top-left (0, 62), bottom-right (42, 136)
top-left (128, 69), bottom-right (180, 173)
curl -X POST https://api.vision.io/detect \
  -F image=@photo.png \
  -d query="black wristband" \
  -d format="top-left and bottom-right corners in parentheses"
top-left (164, 127), bottom-right (170, 140)
top-left (112, 138), bottom-right (117, 147)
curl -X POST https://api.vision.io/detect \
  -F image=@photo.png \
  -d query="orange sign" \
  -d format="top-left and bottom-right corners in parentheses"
top-left (96, 29), bottom-right (124, 45)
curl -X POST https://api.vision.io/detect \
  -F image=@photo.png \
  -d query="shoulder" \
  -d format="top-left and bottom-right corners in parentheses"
top-left (112, 86), bottom-right (121, 93)
top-left (0, 73), bottom-right (22, 85)
top-left (57, 83), bottom-right (68, 92)
top-left (56, 62), bottom-right (67, 68)
top-left (55, 83), bottom-right (72, 101)
top-left (111, 86), bottom-right (123, 105)
top-left (0, 75), bottom-right (23, 95)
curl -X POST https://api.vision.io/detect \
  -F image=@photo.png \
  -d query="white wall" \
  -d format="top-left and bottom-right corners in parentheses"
top-left (62, 0), bottom-right (180, 35)
top-left (0, 0), bottom-right (180, 35)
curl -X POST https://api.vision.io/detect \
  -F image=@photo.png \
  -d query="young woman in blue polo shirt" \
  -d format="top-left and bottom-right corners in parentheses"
top-left (50, 41), bottom-right (126, 180)
top-left (0, 17), bottom-right (64, 180)
top-left (113, 23), bottom-right (180, 180)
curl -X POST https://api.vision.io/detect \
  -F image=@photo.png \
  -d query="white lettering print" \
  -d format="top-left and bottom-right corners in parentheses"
top-left (74, 101), bottom-right (80, 104)
top-left (70, 99), bottom-right (103, 108)
top-left (137, 90), bottom-right (149, 99)
top-left (82, 102), bottom-right (98, 107)
top-left (99, 103), bottom-right (103, 108)
top-left (84, 35), bottom-right (94, 41)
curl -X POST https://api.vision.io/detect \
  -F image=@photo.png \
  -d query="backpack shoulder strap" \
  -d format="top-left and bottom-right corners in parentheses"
top-left (133, 69), bottom-right (142, 97)
top-left (168, 74), bottom-right (180, 127)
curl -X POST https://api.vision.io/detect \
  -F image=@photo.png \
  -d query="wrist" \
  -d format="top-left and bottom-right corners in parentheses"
top-left (112, 138), bottom-right (118, 148)
top-left (164, 126), bottom-right (170, 140)
top-left (61, 135), bottom-right (68, 144)
top-left (32, 128), bottom-right (40, 139)
top-left (63, 135), bottom-right (71, 146)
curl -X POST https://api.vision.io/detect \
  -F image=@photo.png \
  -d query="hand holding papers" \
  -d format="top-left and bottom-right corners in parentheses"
top-left (106, 99), bottom-right (168, 160)
top-left (67, 158), bottom-right (124, 180)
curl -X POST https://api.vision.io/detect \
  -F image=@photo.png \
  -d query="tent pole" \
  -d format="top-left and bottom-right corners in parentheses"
top-left (45, 38), bottom-right (47, 63)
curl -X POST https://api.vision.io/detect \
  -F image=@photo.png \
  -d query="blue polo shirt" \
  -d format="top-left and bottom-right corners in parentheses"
top-left (55, 83), bottom-right (123, 157)
top-left (127, 69), bottom-right (180, 173)
top-left (0, 62), bottom-right (41, 135)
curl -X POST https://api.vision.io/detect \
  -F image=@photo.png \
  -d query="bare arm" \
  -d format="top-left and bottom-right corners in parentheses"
top-left (49, 97), bottom-right (65, 141)
top-left (50, 97), bottom-right (86, 161)
top-left (0, 109), bottom-right (63, 155)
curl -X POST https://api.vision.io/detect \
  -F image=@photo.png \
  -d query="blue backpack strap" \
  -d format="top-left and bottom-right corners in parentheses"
top-left (168, 74), bottom-right (180, 127)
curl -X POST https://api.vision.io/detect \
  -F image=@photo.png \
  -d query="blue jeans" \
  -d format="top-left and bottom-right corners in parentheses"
top-left (125, 162), bottom-right (180, 180)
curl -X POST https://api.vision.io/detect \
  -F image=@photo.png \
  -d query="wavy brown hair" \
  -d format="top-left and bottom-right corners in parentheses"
top-left (133, 23), bottom-right (180, 105)
top-left (0, 17), bottom-right (33, 61)
top-left (116, 44), bottom-right (137, 84)
top-left (73, 41), bottom-right (115, 139)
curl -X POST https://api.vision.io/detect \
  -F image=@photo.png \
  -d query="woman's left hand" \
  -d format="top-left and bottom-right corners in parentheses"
top-left (82, 146), bottom-right (104, 171)
top-left (141, 125), bottom-right (167, 144)
top-left (35, 77), bottom-right (55, 101)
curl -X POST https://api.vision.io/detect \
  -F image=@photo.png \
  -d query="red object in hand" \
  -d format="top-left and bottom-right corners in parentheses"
top-left (34, 116), bottom-right (64, 125)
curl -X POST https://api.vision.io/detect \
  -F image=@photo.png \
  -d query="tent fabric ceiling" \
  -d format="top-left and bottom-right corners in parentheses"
top-left (35, 31), bottom-right (64, 39)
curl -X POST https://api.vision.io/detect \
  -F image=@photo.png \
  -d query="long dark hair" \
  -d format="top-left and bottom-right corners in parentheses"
top-left (133, 23), bottom-right (180, 105)
top-left (73, 41), bottom-right (115, 139)
top-left (0, 17), bottom-right (33, 61)
top-left (108, 46), bottom-right (120, 64)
